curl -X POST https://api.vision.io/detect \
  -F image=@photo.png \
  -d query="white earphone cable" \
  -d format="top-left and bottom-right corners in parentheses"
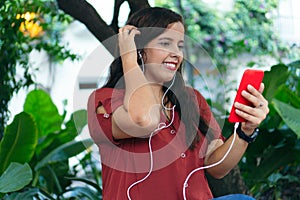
top-left (126, 61), bottom-right (238, 200)
top-left (126, 73), bottom-right (177, 200)
top-left (182, 122), bottom-right (239, 200)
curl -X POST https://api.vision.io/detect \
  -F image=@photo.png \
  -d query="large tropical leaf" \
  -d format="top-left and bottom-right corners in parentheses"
top-left (263, 64), bottom-right (289, 101)
top-left (0, 162), bottom-right (32, 193)
top-left (34, 109), bottom-right (88, 156)
top-left (242, 128), bottom-right (299, 186)
top-left (273, 99), bottom-right (300, 137)
top-left (35, 138), bottom-right (94, 170)
top-left (24, 89), bottom-right (63, 137)
top-left (58, 109), bottom-right (88, 143)
top-left (274, 85), bottom-right (300, 109)
top-left (0, 112), bottom-right (37, 174)
top-left (69, 109), bottom-right (88, 135)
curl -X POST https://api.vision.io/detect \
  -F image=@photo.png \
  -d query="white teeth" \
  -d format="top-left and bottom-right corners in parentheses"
top-left (164, 63), bottom-right (176, 69)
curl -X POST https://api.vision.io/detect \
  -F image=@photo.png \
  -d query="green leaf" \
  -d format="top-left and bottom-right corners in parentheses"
top-left (0, 162), bottom-right (32, 193)
top-left (34, 109), bottom-right (88, 156)
top-left (263, 64), bottom-right (289, 101)
top-left (69, 109), bottom-right (88, 135)
top-left (59, 109), bottom-right (88, 143)
top-left (35, 139), bottom-right (94, 170)
top-left (24, 90), bottom-right (63, 137)
top-left (246, 144), bottom-right (299, 184)
top-left (0, 112), bottom-right (37, 174)
top-left (273, 99), bottom-right (300, 137)
top-left (274, 85), bottom-right (300, 109)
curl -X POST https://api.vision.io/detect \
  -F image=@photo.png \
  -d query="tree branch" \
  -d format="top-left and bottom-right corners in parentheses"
top-left (57, 0), bottom-right (117, 55)
top-left (56, 0), bottom-right (151, 56)
top-left (127, 0), bottom-right (150, 16)
top-left (111, 0), bottom-right (126, 32)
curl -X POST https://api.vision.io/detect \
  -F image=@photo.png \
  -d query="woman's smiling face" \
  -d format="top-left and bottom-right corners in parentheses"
top-left (143, 22), bottom-right (185, 83)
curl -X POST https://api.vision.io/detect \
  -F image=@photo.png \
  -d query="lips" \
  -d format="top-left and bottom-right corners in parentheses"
top-left (163, 62), bottom-right (177, 71)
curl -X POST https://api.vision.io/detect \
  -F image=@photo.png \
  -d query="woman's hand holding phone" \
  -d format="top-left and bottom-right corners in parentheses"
top-left (229, 69), bottom-right (269, 135)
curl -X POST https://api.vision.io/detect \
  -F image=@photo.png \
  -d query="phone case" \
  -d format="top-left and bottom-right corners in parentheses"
top-left (228, 69), bottom-right (264, 123)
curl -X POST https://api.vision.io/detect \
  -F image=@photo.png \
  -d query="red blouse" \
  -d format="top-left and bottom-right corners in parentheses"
top-left (88, 87), bottom-right (224, 200)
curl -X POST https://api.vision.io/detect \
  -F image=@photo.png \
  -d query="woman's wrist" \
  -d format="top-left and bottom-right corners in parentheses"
top-left (237, 123), bottom-right (259, 143)
top-left (240, 124), bottom-right (255, 136)
top-left (121, 55), bottom-right (138, 68)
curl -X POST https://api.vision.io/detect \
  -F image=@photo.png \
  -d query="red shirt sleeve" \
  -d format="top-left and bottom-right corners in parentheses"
top-left (87, 88), bottom-right (125, 145)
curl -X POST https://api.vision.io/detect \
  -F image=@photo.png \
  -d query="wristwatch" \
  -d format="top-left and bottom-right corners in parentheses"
top-left (236, 123), bottom-right (259, 143)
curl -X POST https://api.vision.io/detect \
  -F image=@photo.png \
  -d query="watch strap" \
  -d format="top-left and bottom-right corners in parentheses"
top-left (236, 123), bottom-right (259, 143)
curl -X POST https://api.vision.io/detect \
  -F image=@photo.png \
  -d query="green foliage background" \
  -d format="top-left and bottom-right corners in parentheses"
top-left (0, 0), bottom-right (77, 138)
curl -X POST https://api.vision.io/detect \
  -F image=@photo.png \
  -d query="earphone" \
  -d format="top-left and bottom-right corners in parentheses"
top-left (182, 122), bottom-right (238, 200)
top-left (127, 52), bottom-right (239, 200)
top-left (127, 58), bottom-right (176, 200)
top-left (138, 50), bottom-right (145, 72)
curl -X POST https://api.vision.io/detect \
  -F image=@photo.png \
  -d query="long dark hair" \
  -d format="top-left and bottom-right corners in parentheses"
top-left (103, 7), bottom-right (209, 149)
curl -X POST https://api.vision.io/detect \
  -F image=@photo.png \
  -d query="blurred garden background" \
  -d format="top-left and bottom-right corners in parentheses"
top-left (0, 0), bottom-right (299, 199)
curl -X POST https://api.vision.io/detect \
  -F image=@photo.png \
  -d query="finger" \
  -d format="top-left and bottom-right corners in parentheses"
top-left (242, 85), bottom-right (267, 108)
top-left (128, 28), bottom-right (141, 36)
top-left (246, 84), bottom-right (262, 97)
top-left (242, 90), bottom-right (267, 109)
top-left (119, 25), bottom-right (139, 35)
top-left (234, 108), bottom-right (262, 126)
top-left (119, 25), bottom-right (136, 31)
top-left (234, 102), bottom-right (264, 116)
top-left (258, 83), bottom-right (265, 93)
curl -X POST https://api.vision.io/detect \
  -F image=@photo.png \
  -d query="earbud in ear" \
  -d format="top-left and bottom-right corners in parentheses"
top-left (137, 50), bottom-right (145, 72)
top-left (138, 50), bottom-right (143, 60)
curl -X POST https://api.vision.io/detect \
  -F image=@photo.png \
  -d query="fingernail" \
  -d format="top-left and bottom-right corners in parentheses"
top-left (235, 109), bottom-right (241, 114)
top-left (247, 84), bottom-right (254, 90)
top-left (242, 90), bottom-right (248, 95)
top-left (235, 102), bottom-right (241, 107)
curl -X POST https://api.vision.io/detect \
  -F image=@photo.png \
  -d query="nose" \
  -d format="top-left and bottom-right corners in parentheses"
top-left (169, 45), bottom-right (183, 57)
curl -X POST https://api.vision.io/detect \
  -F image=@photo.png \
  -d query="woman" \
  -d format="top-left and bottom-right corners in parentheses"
top-left (88, 7), bottom-right (269, 200)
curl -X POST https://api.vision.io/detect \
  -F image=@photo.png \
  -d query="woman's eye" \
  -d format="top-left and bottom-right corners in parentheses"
top-left (159, 42), bottom-right (170, 47)
top-left (178, 45), bottom-right (185, 50)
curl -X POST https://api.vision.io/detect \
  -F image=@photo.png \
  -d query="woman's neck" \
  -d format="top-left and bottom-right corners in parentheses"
top-left (151, 84), bottom-right (164, 102)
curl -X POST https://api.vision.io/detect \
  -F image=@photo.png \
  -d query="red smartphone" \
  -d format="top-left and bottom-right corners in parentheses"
top-left (228, 69), bottom-right (264, 123)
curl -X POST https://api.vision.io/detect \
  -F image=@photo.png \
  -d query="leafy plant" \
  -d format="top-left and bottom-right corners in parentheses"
top-left (0, 89), bottom-right (99, 199)
top-left (0, 0), bottom-right (77, 138)
top-left (239, 61), bottom-right (300, 199)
